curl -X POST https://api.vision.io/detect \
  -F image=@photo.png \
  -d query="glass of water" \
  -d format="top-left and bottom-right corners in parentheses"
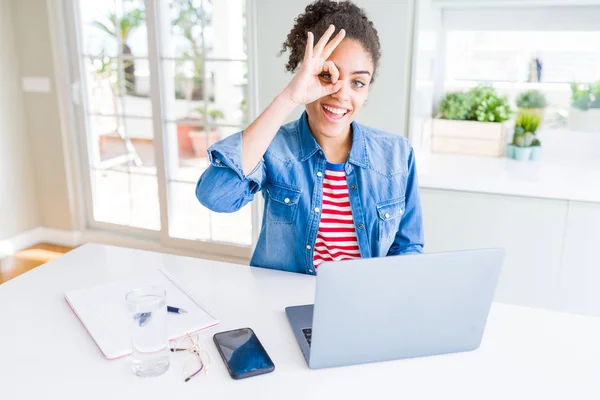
top-left (125, 286), bottom-right (170, 377)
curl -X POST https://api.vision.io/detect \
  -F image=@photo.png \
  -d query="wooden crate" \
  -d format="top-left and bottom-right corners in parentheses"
top-left (431, 119), bottom-right (507, 157)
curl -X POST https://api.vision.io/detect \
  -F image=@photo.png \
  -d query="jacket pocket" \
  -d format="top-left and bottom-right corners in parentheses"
top-left (266, 182), bottom-right (302, 225)
top-left (376, 197), bottom-right (405, 241)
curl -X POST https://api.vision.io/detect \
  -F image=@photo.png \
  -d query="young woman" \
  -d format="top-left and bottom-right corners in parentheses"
top-left (196, 0), bottom-right (423, 274)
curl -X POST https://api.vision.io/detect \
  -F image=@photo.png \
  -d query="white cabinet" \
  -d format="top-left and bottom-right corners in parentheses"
top-left (556, 201), bottom-right (600, 316)
top-left (420, 188), bottom-right (568, 310)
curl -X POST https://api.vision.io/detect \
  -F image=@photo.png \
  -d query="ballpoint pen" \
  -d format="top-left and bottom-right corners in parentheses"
top-left (167, 306), bottom-right (188, 314)
top-left (135, 306), bottom-right (187, 326)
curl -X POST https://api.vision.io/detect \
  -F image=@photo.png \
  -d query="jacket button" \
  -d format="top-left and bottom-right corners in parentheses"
top-left (284, 198), bottom-right (290, 203)
top-left (317, 171), bottom-right (323, 177)
top-left (385, 213), bottom-right (390, 219)
top-left (306, 245), bottom-right (311, 250)
top-left (314, 207), bottom-right (320, 213)
top-left (215, 158), bottom-right (221, 164)
top-left (358, 224), bottom-right (364, 229)
top-left (351, 185), bottom-right (357, 190)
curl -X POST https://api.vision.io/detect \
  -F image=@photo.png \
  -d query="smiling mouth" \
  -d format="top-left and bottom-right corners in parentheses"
top-left (321, 104), bottom-right (350, 122)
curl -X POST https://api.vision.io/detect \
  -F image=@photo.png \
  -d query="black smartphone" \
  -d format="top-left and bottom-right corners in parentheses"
top-left (213, 327), bottom-right (275, 379)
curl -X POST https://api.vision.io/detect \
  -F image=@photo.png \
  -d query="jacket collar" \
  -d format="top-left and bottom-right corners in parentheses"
top-left (297, 110), bottom-right (368, 168)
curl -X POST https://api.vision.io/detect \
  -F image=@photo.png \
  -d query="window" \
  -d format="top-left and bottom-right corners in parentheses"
top-left (445, 30), bottom-right (600, 120)
top-left (69, 0), bottom-right (253, 257)
top-left (439, 6), bottom-right (600, 131)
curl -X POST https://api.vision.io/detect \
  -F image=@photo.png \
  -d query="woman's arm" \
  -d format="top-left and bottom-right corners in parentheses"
top-left (197, 25), bottom-right (346, 212)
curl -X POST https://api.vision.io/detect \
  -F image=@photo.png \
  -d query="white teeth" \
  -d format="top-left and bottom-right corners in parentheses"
top-left (323, 105), bottom-right (347, 115)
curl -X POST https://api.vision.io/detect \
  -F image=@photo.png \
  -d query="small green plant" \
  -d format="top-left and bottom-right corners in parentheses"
top-left (512, 126), bottom-right (525, 146)
top-left (571, 81), bottom-right (600, 110)
top-left (469, 87), bottom-right (512, 123)
top-left (516, 90), bottom-right (548, 109)
top-left (591, 82), bottom-right (600, 108)
top-left (514, 134), bottom-right (526, 147)
top-left (515, 113), bottom-right (541, 134)
top-left (439, 85), bottom-right (511, 123)
top-left (194, 107), bottom-right (225, 123)
top-left (531, 137), bottom-right (541, 147)
top-left (439, 92), bottom-right (472, 120)
top-left (524, 132), bottom-right (535, 147)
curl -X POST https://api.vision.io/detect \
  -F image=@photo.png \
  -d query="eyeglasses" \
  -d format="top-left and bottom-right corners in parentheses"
top-left (170, 333), bottom-right (211, 382)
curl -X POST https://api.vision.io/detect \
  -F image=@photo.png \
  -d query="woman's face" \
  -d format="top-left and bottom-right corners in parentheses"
top-left (306, 38), bottom-right (374, 139)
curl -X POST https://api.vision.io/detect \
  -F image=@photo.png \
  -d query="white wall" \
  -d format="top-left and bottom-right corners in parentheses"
top-left (0, 0), bottom-right (40, 241)
top-left (10, 0), bottom-right (74, 232)
top-left (255, 0), bottom-right (416, 136)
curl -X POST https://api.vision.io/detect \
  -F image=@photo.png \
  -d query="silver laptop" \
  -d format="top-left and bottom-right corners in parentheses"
top-left (285, 248), bottom-right (504, 369)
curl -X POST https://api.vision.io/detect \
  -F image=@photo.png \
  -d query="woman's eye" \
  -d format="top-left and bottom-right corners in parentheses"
top-left (353, 81), bottom-right (365, 88)
top-left (320, 73), bottom-right (332, 80)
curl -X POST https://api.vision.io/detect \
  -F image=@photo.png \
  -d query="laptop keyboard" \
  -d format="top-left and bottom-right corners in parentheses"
top-left (302, 328), bottom-right (312, 347)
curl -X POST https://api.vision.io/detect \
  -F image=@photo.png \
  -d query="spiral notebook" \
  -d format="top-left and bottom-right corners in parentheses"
top-left (65, 268), bottom-right (219, 360)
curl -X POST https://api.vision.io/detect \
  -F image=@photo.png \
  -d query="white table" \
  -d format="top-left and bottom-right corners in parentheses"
top-left (1, 244), bottom-right (599, 399)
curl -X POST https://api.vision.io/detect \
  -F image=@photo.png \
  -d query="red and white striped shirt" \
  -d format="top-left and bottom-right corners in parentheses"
top-left (313, 162), bottom-right (361, 269)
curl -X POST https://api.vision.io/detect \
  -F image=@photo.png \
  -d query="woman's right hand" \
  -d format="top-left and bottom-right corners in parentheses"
top-left (282, 24), bottom-right (346, 106)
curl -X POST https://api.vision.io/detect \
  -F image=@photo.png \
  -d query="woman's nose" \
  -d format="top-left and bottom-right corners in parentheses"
top-left (330, 81), bottom-right (351, 103)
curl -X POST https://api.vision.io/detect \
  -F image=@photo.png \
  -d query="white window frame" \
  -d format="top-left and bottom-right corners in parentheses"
top-left (52, 0), bottom-right (261, 262)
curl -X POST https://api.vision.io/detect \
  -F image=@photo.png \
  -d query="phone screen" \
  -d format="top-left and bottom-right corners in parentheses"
top-left (213, 328), bottom-right (275, 379)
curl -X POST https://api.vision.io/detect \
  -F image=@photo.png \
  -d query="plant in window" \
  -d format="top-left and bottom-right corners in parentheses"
top-left (187, 107), bottom-right (225, 157)
top-left (90, 50), bottom-right (128, 128)
top-left (439, 92), bottom-right (472, 120)
top-left (507, 113), bottom-right (542, 161)
top-left (92, 0), bottom-right (144, 95)
top-left (569, 81), bottom-right (600, 133)
top-left (89, 50), bottom-right (142, 165)
top-left (590, 82), bottom-right (600, 108)
top-left (571, 82), bottom-right (591, 110)
top-left (433, 86), bottom-right (514, 157)
top-left (468, 87), bottom-right (512, 123)
top-left (171, 0), bottom-right (213, 101)
top-left (516, 90), bottom-right (548, 109)
top-left (194, 107), bottom-right (225, 123)
top-left (515, 112), bottom-right (541, 135)
top-left (511, 126), bottom-right (525, 146)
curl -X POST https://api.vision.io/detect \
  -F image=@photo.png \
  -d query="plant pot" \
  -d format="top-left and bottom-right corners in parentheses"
top-left (513, 146), bottom-right (532, 161)
top-left (568, 108), bottom-right (600, 132)
top-left (189, 128), bottom-right (220, 157)
top-left (431, 119), bottom-right (508, 157)
top-left (176, 122), bottom-right (198, 156)
top-left (506, 144), bottom-right (515, 159)
top-left (530, 146), bottom-right (541, 161)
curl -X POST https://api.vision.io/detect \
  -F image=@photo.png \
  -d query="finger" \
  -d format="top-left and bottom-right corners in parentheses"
top-left (322, 28), bottom-right (346, 60)
top-left (303, 31), bottom-right (314, 63)
top-left (313, 24), bottom-right (335, 57)
top-left (323, 61), bottom-right (339, 84)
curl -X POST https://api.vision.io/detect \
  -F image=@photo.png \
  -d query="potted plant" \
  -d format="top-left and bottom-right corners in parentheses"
top-left (188, 107), bottom-right (225, 157)
top-left (432, 86), bottom-right (512, 157)
top-left (530, 137), bottom-right (542, 161)
top-left (516, 90), bottom-right (547, 119)
top-left (513, 132), bottom-right (534, 161)
top-left (93, 5), bottom-right (144, 95)
top-left (507, 113), bottom-right (541, 161)
top-left (569, 81), bottom-right (600, 132)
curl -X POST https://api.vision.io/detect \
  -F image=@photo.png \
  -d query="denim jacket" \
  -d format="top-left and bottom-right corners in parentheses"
top-left (196, 111), bottom-right (424, 275)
